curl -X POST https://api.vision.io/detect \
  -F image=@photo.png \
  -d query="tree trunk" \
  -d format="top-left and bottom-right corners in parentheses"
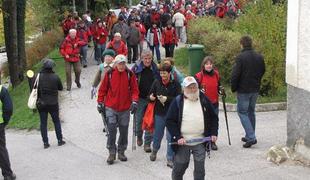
top-left (16, 0), bottom-right (26, 81)
top-left (3, 0), bottom-right (20, 87)
top-left (84, 0), bottom-right (88, 12)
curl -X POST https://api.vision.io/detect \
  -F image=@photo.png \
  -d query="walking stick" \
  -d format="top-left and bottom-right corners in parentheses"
top-left (132, 113), bottom-right (137, 151)
top-left (221, 87), bottom-right (231, 145)
top-left (100, 106), bottom-right (109, 137)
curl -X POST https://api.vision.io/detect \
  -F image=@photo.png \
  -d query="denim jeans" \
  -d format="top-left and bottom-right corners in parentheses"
top-left (149, 44), bottom-right (161, 63)
top-left (152, 115), bottom-right (174, 161)
top-left (237, 93), bottom-right (259, 141)
top-left (135, 98), bottom-right (153, 145)
top-left (80, 45), bottom-right (88, 66)
top-left (39, 107), bottom-right (63, 144)
top-left (212, 103), bottom-right (219, 136)
top-left (95, 43), bottom-right (106, 63)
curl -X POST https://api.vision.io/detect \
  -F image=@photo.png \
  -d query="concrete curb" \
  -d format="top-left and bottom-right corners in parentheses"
top-left (219, 102), bottom-right (287, 112)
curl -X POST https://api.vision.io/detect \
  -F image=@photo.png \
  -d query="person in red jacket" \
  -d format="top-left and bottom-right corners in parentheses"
top-left (77, 21), bottom-right (91, 67)
top-left (150, 7), bottom-right (160, 27)
top-left (195, 56), bottom-right (221, 150)
top-left (97, 54), bottom-right (139, 165)
top-left (92, 20), bottom-right (109, 65)
top-left (161, 22), bottom-right (178, 58)
top-left (60, 29), bottom-right (83, 91)
top-left (135, 18), bottom-right (146, 60)
top-left (106, 33), bottom-right (128, 56)
top-left (62, 14), bottom-right (75, 37)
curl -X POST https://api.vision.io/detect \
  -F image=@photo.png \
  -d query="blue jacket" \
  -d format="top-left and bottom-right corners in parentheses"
top-left (131, 61), bottom-right (160, 82)
top-left (166, 92), bottom-right (218, 152)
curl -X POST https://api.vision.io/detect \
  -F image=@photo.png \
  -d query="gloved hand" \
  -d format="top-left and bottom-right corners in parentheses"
top-left (97, 103), bottom-right (105, 114)
top-left (157, 95), bottom-right (167, 106)
top-left (130, 102), bottom-right (138, 114)
top-left (91, 86), bottom-right (97, 99)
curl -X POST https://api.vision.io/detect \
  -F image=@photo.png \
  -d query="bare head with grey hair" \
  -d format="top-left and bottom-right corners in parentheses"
top-left (69, 29), bottom-right (77, 39)
top-left (141, 50), bottom-right (153, 67)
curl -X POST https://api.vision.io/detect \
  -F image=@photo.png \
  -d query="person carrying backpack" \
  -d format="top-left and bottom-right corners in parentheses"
top-left (0, 80), bottom-right (15, 180)
top-left (161, 22), bottom-right (178, 58)
top-left (97, 55), bottom-right (139, 165)
top-left (131, 50), bottom-right (160, 153)
top-left (195, 56), bottom-right (221, 150)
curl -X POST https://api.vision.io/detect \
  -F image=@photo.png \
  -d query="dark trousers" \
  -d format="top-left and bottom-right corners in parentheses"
top-left (164, 44), bottom-right (175, 57)
top-left (127, 44), bottom-right (138, 63)
top-left (39, 107), bottom-right (63, 144)
top-left (0, 124), bottom-right (13, 177)
top-left (172, 144), bottom-right (206, 180)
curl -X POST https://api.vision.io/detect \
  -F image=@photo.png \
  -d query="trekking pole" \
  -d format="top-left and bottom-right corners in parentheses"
top-left (100, 105), bottom-right (109, 136)
top-left (168, 137), bottom-right (212, 145)
top-left (132, 113), bottom-right (137, 151)
top-left (221, 87), bottom-right (231, 145)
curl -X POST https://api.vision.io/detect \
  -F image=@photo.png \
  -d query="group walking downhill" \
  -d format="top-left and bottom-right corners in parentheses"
top-left (0, 1), bottom-right (265, 180)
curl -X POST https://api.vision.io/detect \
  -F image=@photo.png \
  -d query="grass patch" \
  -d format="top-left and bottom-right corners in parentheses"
top-left (7, 49), bottom-right (65, 130)
top-left (174, 47), bottom-right (189, 75)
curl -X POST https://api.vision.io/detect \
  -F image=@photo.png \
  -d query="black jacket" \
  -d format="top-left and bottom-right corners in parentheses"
top-left (37, 69), bottom-right (63, 107)
top-left (166, 92), bottom-right (218, 152)
top-left (231, 48), bottom-right (265, 93)
top-left (0, 86), bottom-right (13, 124)
top-left (149, 79), bottom-right (181, 116)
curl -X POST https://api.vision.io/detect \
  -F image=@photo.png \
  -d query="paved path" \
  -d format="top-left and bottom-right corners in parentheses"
top-left (5, 45), bottom-right (310, 180)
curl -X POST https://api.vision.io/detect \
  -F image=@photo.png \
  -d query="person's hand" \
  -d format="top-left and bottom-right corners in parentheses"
top-left (65, 55), bottom-right (69, 59)
top-left (74, 43), bottom-right (78, 48)
top-left (177, 138), bottom-right (186, 145)
top-left (150, 93), bottom-right (156, 101)
top-left (211, 136), bottom-right (217, 142)
top-left (91, 87), bottom-right (97, 99)
top-left (157, 95), bottom-right (167, 105)
top-left (97, 37), bottom-right (100, 40)
top-left (97, 103), bottom-right (105, 113)
top-left (130, 102), bottom-right (138, 114)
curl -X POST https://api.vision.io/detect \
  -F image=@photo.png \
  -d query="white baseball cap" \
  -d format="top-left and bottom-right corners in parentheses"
top-left (182, 76), bottom-right (198, 87)
top-left (114, 54), bottom-right (127, 64)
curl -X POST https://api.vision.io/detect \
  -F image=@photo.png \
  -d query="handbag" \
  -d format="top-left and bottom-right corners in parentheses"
top-left (27, 73), bottom-right (40, 109)
top-left (142, 102), bottom-right (155, 133)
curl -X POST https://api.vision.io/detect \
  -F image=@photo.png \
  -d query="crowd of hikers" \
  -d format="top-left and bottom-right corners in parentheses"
top-left (0, 1), bottom-right (266, 180)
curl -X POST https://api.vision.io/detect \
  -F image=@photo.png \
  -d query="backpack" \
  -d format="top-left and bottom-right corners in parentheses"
top-left (106, 68), bottom-right (133, 90)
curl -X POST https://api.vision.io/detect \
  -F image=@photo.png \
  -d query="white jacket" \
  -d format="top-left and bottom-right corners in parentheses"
top-left (146, 28), bottom-right (161, 47)
top-left (172, 12), bottom-right (186, 27)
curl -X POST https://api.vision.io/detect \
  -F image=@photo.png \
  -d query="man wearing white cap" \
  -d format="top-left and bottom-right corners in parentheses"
top-left (166, 76), bottom-right (218, 180)
top-left (97, 54), bottom-right (139, 165)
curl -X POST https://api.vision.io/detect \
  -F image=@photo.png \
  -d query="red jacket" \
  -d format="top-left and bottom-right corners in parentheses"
top-left (161, 27), bottom-right (178, 45)
top-left (137, 24), bottom-right (146, 42)
top-left (92, 26), bottom-right (108, 45)
top-left (106, 39), bottom-right (128, 56)
top-left (62, 19), bottom-right (75, 34)
top-left (77, 27), bottom-right (91, 46)
top-left (97, 68), bottom-right (139, 112)
top-left (60, 36), bottom-right (83, 62)
top-left (151, 12), bottom-right (160, 25)
top-left (195, 70), bottom-right (220, 104)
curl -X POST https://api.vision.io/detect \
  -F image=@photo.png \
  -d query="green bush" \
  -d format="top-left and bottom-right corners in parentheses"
top-left (234, 0), bottom-right (287, 96)
top-left (186, 0), bottom-right (287, 97)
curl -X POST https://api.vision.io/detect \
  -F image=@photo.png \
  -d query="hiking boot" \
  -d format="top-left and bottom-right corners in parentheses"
top-left (137, 137), bottom-right (143, 146)
top-left (243, 139), bottom-right (257, 148)
top-left (83, 64), bottom-right (87, 68)
top-left (58, 140), bottom-right (66, 146)
top-left (144, 144), bottom-right (152, 153)
top-left (107, 153), bottom-right (116, 165)
top-left (150, 151), bottom-right (157, 161)
top-left (167, 160), bottom-right (173, 168)
top-left (118, 152), bottom-right (127, 161)
top-left (211, 142), bottom-right (218, 151)
top-left (75, 80), bottom-right (81, 88)
top-left (4, 173), bottom-right (16, 180)
top-left (44, 143), bottom-right (50, 149)
top-left (241, 137), bottom-right (248, 142)
top-left (102, 127), bottom-right (106, 133)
